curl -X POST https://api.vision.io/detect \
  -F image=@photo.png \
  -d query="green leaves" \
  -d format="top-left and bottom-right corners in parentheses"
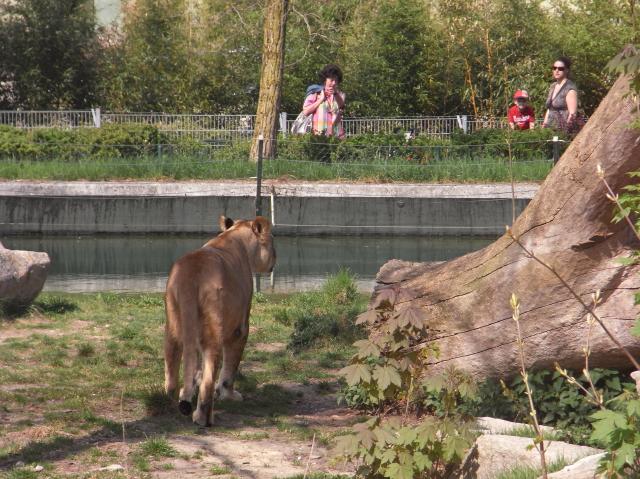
top-left (372, 365), bottom-right (402, 392)
top-left (354, 339), bottom-right (381, 359)
top-left (591, 409), bottom-right (631, 443)
top-left (385, 462), bottom-right (414, 479)
top-left (338, 292), bottom-right (475, 478)
top-left (340, 363), bottom-right (371, 386)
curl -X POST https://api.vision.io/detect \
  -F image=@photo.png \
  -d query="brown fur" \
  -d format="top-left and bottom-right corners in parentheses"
top-left (164, 216), bottom-right (276, 426)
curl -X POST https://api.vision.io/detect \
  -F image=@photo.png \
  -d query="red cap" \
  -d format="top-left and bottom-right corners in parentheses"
top-left (513, 90), bottom-right (529, 100)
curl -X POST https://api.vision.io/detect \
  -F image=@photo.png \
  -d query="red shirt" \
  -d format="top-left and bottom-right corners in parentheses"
top-left (508, 104), bottom-right (535, 130)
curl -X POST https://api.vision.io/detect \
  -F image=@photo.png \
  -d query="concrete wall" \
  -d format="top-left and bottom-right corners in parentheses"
top-left (0, 181), bottom-right (537, 236)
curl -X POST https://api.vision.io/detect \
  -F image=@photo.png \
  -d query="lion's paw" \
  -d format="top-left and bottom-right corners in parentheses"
top-left (192, 408), bottom-right (212, 427)
top-left (178, 400), bottom-right (193, 416)
top-left (218, 387), bottom-right (243, 402)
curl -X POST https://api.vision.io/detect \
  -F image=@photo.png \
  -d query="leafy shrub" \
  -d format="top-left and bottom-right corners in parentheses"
top-left (590, 391), bottom-right (640, 476)
top-left (450, 127), bottom-right (568, 160)
top-left (450, 368), bottom-right (635, 445)
top-left (280, 130), bottom-right (558, 166)
top-left (337, 288), bottom-right (476, 477)
top-left (276, 269), bottom-right (366, 351)
top-left (0, 124), bottom-right (186, 161)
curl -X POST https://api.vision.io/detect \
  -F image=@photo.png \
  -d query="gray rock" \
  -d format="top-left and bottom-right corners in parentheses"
top-left (0, 247), bottom-right (50, 311)
top-left (474, 434), bottom-right (601, 479)
top-left (541, 453), bottom-right (605, 479)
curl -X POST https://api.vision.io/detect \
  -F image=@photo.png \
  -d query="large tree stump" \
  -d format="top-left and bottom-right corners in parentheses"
top-left (374, 75), bottom-right (640, 380)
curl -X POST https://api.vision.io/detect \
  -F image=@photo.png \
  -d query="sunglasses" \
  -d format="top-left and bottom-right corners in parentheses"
top-left (552, 66), bottom-right (566, 71)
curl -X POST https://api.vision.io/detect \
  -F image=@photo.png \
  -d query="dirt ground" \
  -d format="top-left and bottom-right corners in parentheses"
top-left (1, 380), bottom-right (358, 478)
top-left (0, 312), bottom-right (359, 479)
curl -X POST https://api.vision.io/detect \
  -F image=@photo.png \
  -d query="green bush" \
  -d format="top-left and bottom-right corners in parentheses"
top-left (454, 368), bottom-right (635, 445)
top-left (275, 269), bottom-right (366, 352)
top-left (450, 127), bottom-right (568, 160)
top-left (0, 124), bottom-right (182, 161)
top-left (281, 130), bottom-right (558, 166)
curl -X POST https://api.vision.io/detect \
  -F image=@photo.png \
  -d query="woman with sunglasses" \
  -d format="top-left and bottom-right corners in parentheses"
top-left (542, 56), bottom-right (579, 133)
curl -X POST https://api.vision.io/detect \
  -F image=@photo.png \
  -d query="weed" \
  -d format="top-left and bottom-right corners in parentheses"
top-left (139, 436), bottom-right (177, 458)
top-left (34, 296), bottom-right (78, 315)
top-left (76, 342), bottom-right (95, 357)
top-left (210, 464), bottom-right (232, 475)
top-left (281, 269), bottom-right (366, 351)
top-left (503, 425), bottom-right (563, 441)
top-left (494, 457), bottom-right (569, 479)
top-left (5, 468), bottom-right (39, 479)
top-left (132, 454), bottom-right (150, 472)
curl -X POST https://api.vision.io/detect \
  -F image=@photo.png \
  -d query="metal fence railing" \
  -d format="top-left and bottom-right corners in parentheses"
top-left (0, 110), bottom-right (512, 141)
top-left (0, 110), bottom-right (96, 129)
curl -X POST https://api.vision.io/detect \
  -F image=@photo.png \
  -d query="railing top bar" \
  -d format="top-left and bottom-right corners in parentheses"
top-left (0, 110), bottom-right (93, 114)
top-left (102, 113), bottom-right (255, 117)
top-left (0, 110), bottom-right (498, 120)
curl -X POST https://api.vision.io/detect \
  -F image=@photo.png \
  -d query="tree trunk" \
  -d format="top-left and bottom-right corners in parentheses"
top-left (250, 0), bottom-right (288, 161)
top-left (374, 75), bottom-right (640, 380)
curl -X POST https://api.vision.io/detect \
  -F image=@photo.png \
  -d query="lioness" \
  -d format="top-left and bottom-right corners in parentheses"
top-left (164, 215), bottom-right (276, 426)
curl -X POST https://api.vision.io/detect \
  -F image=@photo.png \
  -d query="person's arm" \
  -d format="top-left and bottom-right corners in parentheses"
top-left (529, 108), bottom-right (535, 129)
top-left (302, 91), bottom-right (324, 116)
top-left (541, 109), bottom-right (550, 128)
top-left (335, 90), bottom-right (346, 111)
top-left (507, 107), bottom-right (515, 129)
top-left (566, 89), bottom-right (578, 124)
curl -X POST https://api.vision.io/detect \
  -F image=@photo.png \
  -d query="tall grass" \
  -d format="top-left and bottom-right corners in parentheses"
top-left (0, 154), bottom-right (552, 182)
top-left (0, 124), bottom-right (562, 182)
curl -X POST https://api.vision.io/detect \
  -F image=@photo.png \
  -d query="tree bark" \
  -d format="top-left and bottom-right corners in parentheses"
top-left (250, 0), bottom-right (288, 161)
top-left (374, 75), bottom-right (640, 380)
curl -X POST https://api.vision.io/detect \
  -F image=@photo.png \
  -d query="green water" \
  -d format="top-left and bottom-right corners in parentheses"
top-left (3, 235), bottom-right (494, 293)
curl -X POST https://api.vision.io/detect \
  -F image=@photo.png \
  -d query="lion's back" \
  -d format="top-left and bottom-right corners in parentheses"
top-left (166, 247), bottom-right (253, 320)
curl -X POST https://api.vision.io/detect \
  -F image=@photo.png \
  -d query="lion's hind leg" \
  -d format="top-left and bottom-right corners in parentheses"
top-left (192, 338), bottom-right (222, 427)
top-left (216, 321), bottom-right (248, 402)
top-left (164, 296), bottom-right (182, 399)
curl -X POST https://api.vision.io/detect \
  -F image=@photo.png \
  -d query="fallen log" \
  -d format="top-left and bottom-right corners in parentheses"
top-left (374, 75), bottom-right (640, 380)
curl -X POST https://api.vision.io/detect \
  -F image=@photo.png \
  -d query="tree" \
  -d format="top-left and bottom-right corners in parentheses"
top-left (0, 0), bottom-right (100, 109)
top-left (250, 0), bottom-right (289, 161)
top-left (281, 0), bottom-right (356, 113)
top-left (546, 0), bottom-right (639, 114)
top-left (98, 0), bottom-right (192, 112)
top-left (372, 75), bottom-right (640, 380)
top-left (340, 0), bottom-right (445, 116)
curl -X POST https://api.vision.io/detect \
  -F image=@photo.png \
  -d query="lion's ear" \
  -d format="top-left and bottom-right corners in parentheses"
top-left (219, 215), bottom-right (234, 231)
top-left (252, 216), bottom-right (271, 236)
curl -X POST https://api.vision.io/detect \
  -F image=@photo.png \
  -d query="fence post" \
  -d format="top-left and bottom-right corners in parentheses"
top-left (552, 136), bottom-right (560, 164)
top-left (279, 112), bottom-right (287, 137)
top-left (91, 107), bottom-right (101, 128)
top-left (254, 135), bottom-right (265, 293)
top-left (456, 115), bottom-right (468, 134)
top-left (255, 135), bottom-right (264, 217)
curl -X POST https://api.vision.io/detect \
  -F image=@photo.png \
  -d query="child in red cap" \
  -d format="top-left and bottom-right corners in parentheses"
top-left (508, 90), bottom-right (535, 130)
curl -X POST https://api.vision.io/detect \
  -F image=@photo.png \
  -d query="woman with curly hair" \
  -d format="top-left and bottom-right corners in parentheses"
top-left (302, 64), bottom-right (346, 139)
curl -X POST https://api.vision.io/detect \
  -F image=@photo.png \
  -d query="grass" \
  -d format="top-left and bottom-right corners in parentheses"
top-left (504, 425), bottom-right (565, 441)
top-left (0, 283), bottom-right (365, 476)
top-left (494, 456), bottom-right (570, 479)
top-left (210, 464), bottom-right (232, 475)
top-left (0, 152), bottom-right (552, 183)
